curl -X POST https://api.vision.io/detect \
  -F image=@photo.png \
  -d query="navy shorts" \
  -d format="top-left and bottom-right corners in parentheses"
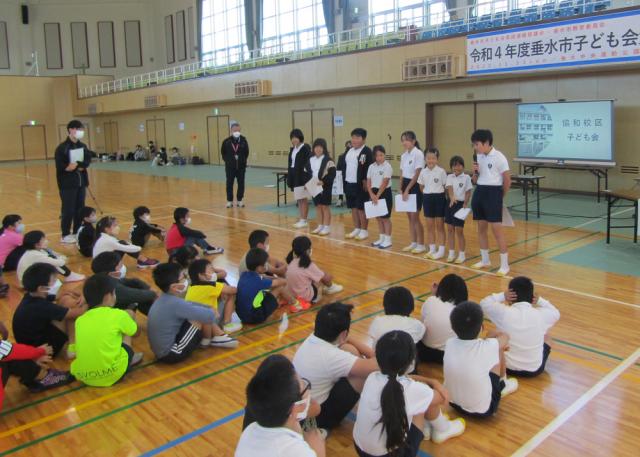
top-left (451, 372), bottom-right (504, 418)
top-left (312, 185), bottom-right (333, 206)
top-left (401, 177), bottom-right (422, 212)
top-left (416, 341), bottom-right (444, 364)
top-left (316, 377), bottom-right (360, 430)
top-left (423, 193), bottom-right (446, 218)
top-left (158, 321), bottom-right (203, 364)
top-left (507, 343), bottom-right (551, 377)
top-left (370, 188), bottom-right (393, 219)
top-left (472, 185), bottom-right (503, 223)
top-left (445, 200), bottom-right (466, 227)
top-left (355, 423), bottom-right (424, 457)
top-left (345, 182), bottom-right (367, 210)
top-left (240, 292), bottom-right (278, 325)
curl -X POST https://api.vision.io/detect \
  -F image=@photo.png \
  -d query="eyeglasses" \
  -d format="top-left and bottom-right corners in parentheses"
top-left (299, 377), bottom-right (311, 400)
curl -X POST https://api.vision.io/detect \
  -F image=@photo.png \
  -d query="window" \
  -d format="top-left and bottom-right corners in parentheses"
top-left (368, 1), bottom-right (450, 32)
top-left (201, 0), bottom-right (247, 66)
top-left (261, 0), bottom-right (328, 55)
top-left (476, 0), bottom-right (510, 16)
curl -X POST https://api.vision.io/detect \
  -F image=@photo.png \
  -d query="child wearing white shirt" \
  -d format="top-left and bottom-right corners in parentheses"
top-left (417, 148), bottom-right (448, 260)
top-left (366, 146), bottom-right (394, 249)
top-left (444, 301), bottom-right (518, 418)
top-left (399, 131), bottom-right (426, 254)
top-left (93, 216), bottom-right (159, 269)
top-left (368, 286), bottom-right (425, 348)
top-left (480, 276), bottom-right (560, 377)
top-left (353, 331), bottom-right (464, 456)
top-left (306, 138), bottom-right (336, 236)
top-left (444, 156), bottom-right (473, 264)
top-left (418, 273), bottom-right (468, 364)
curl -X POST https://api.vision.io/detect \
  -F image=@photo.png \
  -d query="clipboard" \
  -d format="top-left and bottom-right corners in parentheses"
top-left (364, 199), bottom-right (389, 219)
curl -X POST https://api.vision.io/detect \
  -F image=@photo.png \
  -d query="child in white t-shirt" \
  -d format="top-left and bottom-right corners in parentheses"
top-left (444, 156), bottom-right (473, 264)
top-left (399, 131), bottom-right (426, 254)
top-left (418, 273), bottom-right (468, 364)
top-left (366, 145), bottom-right (394, 249)
top-left (480, 276), bottom-right (560, 377)
top-left (353, 330), bottom-right (465, 456)
top-left (368, 286), bottom-right (424, 349)
top-left (417, 148), bottom-right (448, 260)
top-left (444, 301), bottom-right (518, 418)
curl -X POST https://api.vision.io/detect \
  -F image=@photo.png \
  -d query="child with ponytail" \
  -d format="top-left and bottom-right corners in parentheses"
top-left (285, 236), bottom-right (343, 306)
top-left (353, 330), bottom-right (465, 456)
top-left (93, 216), bottom-right (159, 269)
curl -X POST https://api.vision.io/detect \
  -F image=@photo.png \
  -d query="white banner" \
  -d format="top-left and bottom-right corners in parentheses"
top-left (467, 10), bottom-right (640, 75)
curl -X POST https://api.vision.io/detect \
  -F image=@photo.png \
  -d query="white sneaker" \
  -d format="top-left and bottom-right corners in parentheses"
top-left (431, 418), bottom-right (466, 444)
top-left (61, 234), bottom-right (76, 244)
top-left (455, 254), bottom-right (466, 264)
top-left (236, 201), bottom-right (245, 208)
top-left (411, 245), bottom-right (427, 254)
top-left (223, 322), bottom-right (243, 333)
top-left (324, 283), bottom-right (343, 294)
top-left (355, 230), bottom-right (369, 241)
top-left (379, 238), bottom-right (392, 249)
top-left (210, 335), bottom-right (239, 349)
top-left (226, 202), bottom-right (233, 208)
top-left (472, 261), bottom-right (491, 269)
top-left (446, 253), bottom-right (456, 262)
top-left (64, 272), bottom-right (85, 283)
top-left (402, 242), bottom-right (417, 252)
top-left (431, 251), bottom-right (445, 260)
top-left (318, 226), bottom-right (331, 236)
top-left (501, 377), bottom-right (518, 397)
top-left (345, 228), bottom-right (360, 239)
top-left (497, 267), bottom-right (510, 277)
top-left (130, 352), bottom-right (143, 367)
top-left (293, 220), bottom-right (308, 229)
top-left (371, 237), bottom-right (383, 247)
top-left (311, 226), bottom-right (323, 234)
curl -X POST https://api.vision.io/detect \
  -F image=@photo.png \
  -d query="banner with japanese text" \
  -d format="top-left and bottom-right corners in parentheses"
top-left (466, 9), bottom-right (640, 75)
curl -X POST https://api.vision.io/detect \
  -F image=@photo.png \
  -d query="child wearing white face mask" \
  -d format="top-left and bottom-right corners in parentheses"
top-left (17, 231), bottom-right (85, 286)
top-left (148, 263), bottom-right (235, 363)
top-left (130, 206), bottom-right (166, 248)
top-left (165, 207), bottom-right (224, 256)
top-left (93, 216), bottom-right (159, 269)
top-left (0, 214), bottom-right (25, 297)
top-left (13, 263), bottom-right (87, 360)
top-left (238, 229), bottom-right (287, 277)
top-left (77, 206), bottom-right (97, 257)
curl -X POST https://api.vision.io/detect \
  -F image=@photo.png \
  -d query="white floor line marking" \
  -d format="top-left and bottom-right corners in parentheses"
top-left (573, 207), bottom-right (634, 229)
top-left (0, 169), bottom-right (45, 181)
top-left (185, 207), bottom-right (640, 310)
top-left (511, 347), bottom-right (640, 457)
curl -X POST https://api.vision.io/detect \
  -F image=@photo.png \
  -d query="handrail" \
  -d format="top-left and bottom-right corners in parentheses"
top-left (77, 0), bottom-right (619, 99)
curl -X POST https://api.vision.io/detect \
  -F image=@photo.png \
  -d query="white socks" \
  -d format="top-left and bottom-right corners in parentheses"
top-left (429, 244), bottom-right (436, 255)
top-left (500, 253), bottom-right (509, 270)
top-left (481, 249), bottom-right (490, 265)
top-left (429, 412), bottom-right (450, 433)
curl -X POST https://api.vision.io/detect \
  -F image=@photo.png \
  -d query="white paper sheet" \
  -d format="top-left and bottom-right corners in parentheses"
top-left (394, 193), bottom-right (417, 213)
top-left (304, 179), bottom-right (323, 197)
top-left (293, 186), bottom-right (311, 200)
top-left (502, 206), bottom-right (515, 227)
top-left (69, 147), bottom-right (84, 163)
top-left (364, 199), bottom-right (389, 219)
top-left (454, 207), bottom-right (471, 221)
top-left (332, 171), bottom-right (344, 196)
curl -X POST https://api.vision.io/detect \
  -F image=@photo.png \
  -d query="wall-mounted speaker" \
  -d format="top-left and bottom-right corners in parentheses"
top-left (21, 5), bottom-right (29, 25)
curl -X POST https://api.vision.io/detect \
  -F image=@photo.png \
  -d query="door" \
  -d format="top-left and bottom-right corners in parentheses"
top-left (475, 102), bottom-right (517, 162)
top-left (146, 118), bottom-right (167, 149)
top-left (431, 103), bottom-right (475, 168)
top-left (21, 125), bottom-right (48, 160)
top-left (292, 109), bottom-right (335, 155)
top-left (104, 121), bottom-right (119, 154)
top-left (206, 115), bottom-right (230, 165)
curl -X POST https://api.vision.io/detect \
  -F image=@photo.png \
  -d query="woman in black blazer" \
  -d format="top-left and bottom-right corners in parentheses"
top-left (287, 129), bottom-right (311, 229)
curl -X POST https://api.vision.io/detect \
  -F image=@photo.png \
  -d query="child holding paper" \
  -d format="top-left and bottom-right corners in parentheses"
top-left (366, 145), bottom-right (393, 249)
top-left (306, 138), bottom-right (336, 236)
top-left (399, 131), bottom-right (426, 254)
top-left (445, 156), bottom-right (473, 263)
top-left (287, 129), bottom-right (312, 229)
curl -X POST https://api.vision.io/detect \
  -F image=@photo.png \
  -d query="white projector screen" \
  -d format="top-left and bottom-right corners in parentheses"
top-left (517, 100), bottom-right (614, 162)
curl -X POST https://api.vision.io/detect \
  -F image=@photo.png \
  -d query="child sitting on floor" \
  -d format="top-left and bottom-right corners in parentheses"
top-left (480, 276), bottom-right (560, 377)
top-left (165, 207), bottom-right (223, 256)
top-left (76, 206), bottom-right (97, 258)
top-left (186, 258), bottom-right (241, 334)
top-left (130, 206), bottom-right (166, 248)
top-left (71, 274), bottom-right (142, 387)
top-left (368, 286), bottom-right (425, 348)
top-left (93, 216), bottom-right (159, 269)
top-left (238, 230), bottom-right (287, 277)
top-left (17, 230), bottom-right (85, 285)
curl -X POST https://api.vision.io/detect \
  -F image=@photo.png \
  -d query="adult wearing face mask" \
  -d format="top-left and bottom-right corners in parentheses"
top-left (221, 122), bottom-right (250, 208)
top-left (55, 120), bottom-right (93, 244)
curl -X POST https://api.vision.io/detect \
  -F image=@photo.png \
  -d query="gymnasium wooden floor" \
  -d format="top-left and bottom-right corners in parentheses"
top-left (0, 162), bottom-right (638, 457)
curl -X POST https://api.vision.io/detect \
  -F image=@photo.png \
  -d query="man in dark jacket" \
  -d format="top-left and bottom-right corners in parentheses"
top-left (221, 122), bottom-right (249, 208)
top-left (55, 120), bottom-right (92, 244)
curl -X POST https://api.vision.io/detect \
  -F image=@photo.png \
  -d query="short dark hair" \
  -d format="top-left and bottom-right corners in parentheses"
top-left (23, 230), bottom-right (45, 250)
top-left (188, 258), bottom-right (211, 283)
top-left (289, 128), bottom-right (304, 143)
top-left (133, 206), bottom-right (150, 219)
top-left (372, 145), bottom-right (386, 155)
top-left (450, 155), bottom-right (465, 168)
top-left (173, 207), bottom-right (189, 223)
top-left (383, 286), bottom-right (414, 316)
top-left (450, 301), bottom-right (484, 340)
top-left (436, 274), bottom-right (468, 305)
top-left (83, 274), bottom-right (116, 308)
top-left (81, 206), bottom-right (96, 219)
top-left (509, 276), bottom-right (534, 303)
top-left (312, 138), bottom-right (329, 156)
top-left (246, 248), bottom-right (269, 271)
top-left (152, 262), bottom-right (182, 293)
top-left (471, 129), bottom-right (493, 145)
top-left (67, 119), bottom-right (83, 130)
top-left (246, 354), bottom-right (299, 427)
top-left (169, 245), bottom-right (199, 269)
top-left (314, 302), bottom-right (354, 342)
top-left (351, 128), bottom-right (367, 139)
top-left (91, 251), bottom-right (123, 274)
top-left (22, 263), bottom-right (57, 292)
top-left (426, 147), bottom-right (440, 158)
top-left (248, 230), bottom-right (269, 248)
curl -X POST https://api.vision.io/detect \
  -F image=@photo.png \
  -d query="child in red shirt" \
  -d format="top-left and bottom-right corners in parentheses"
top-left (165, 207), bottom-right (224, 256)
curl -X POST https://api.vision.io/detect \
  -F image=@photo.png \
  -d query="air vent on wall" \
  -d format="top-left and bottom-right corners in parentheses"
top-left (144, 95), bottom-right (167, 108)
top-left (403, 55), bottom-right (465, 82)
top-left (234, 80), bottom-right (272, 98)
top-left (620, 165), bottom-right (639, 174)
top-left (87, 103), bottom-right (103, 114)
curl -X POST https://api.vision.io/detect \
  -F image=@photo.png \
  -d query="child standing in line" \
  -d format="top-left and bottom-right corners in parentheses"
top-left (76, 206), bottom-right (97, 258)
top-left (186, 258), bottom-right (241, 334)
top-left (93, 217), bottom-right (159, 269)
top-left (335, 140), bottom-right (351, 208)
top-left (366, 145), bottom-right (393, 249)
top-left (399, 131), bottom-right (425, 254)
top-left (287, 129), bottom-right (312, 229)
top-left (417, 147), bottom-right (448, 260)
top-left (353, 331), bottom-right (465, 456)
top-left (130, 206), bottom-right (166, 248)
top-left (17, 231), bottom-right (85, 285)
top-left (285, 236), bottom-right (343, 306)
top-left (165, 207), bottom-right (224, 256)
top-left (445, 156), bottom-right (473, 264)
top-left (307, 138), bottom-right (336, 236)
top-left (343, 128), bottom-right (373, 241)
top-left (367, 287), bottom-right (424, 348)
